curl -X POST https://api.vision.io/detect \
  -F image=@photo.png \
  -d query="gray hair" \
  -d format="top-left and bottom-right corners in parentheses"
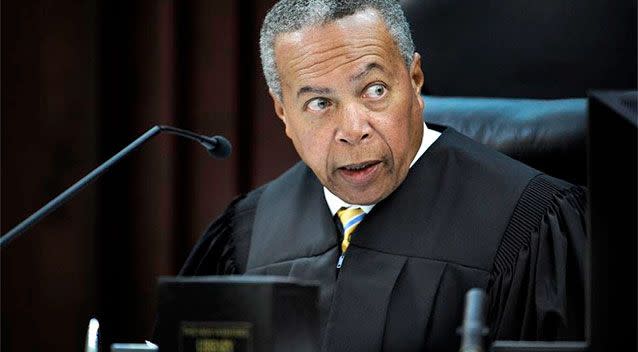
top-left (259, 0), bottom-right (415, 100)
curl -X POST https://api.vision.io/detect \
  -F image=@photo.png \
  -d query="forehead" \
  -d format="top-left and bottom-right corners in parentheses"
top-left (273, 10), bottom-right (403, 95)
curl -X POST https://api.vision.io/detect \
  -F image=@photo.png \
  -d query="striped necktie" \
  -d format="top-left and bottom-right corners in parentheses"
top-left (336, 207), bottom-right (365, 253)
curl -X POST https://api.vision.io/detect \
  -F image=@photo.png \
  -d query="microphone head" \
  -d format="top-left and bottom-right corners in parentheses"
top-left (205, 135), bottom-right (232, 159)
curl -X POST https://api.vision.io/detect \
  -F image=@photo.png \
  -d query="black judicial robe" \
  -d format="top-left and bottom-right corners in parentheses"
top-left (180, 128), bottom-right (587, 351)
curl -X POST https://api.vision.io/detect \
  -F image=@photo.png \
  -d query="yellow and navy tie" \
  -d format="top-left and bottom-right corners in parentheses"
top-left (336, 207), bottom-right (366, 253)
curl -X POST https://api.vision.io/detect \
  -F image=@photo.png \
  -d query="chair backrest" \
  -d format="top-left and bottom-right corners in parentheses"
top-left (423, 96), bottom-right (587, 185)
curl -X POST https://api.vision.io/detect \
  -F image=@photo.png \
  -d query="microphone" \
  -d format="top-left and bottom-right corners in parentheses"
top-left (160, 125), bottom-right (231, 159)
top-left (0, 125), bottom-right (231, 248)
top-left (458, 288), bottom-right (489, 352)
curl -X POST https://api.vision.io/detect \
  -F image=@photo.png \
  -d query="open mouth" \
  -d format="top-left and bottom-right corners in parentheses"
top-left (340, 160), bottom-right (381, 171)
top-left (338, 160), bottom-right (382, 184)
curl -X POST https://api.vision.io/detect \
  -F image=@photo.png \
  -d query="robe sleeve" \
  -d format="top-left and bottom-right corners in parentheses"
top-left (178, 204), bottom-right (239, 276)
top-left (179, 187), bottom-right (263, 276)
top-left (487, 175), bottom-right (587, 341)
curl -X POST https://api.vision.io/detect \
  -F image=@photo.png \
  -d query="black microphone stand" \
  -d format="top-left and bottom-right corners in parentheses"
top-left (0, 125), bottom-right (231, 248)
top-left (458, 288), bottom-right (488, 352)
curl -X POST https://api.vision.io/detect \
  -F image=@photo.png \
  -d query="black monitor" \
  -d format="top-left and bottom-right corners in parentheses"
top-left (587, 90), bottom-right (637, 351)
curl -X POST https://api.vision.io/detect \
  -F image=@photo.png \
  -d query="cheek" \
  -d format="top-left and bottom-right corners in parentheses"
top-left (381, 108), bottom-right (417, 163)
top-left (383, 107), bottom-right (413, 141)
top-left (292, 124), bottom-right (332, 167)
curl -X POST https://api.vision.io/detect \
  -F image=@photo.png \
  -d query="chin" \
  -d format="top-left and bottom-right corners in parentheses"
top-left (340, 190), bottom-right (388, 206)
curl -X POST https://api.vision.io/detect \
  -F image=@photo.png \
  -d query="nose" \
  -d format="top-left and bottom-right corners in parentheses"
top-left (335, 104), bottom-right (372, 145)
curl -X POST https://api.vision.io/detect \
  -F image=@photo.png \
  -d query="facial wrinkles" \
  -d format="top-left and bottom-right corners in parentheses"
top-left (322, 67), bottom-right (406, 171)
top-left (284, 38), bottom-right (392, 84)
top-left (327, 108), bottom-right (392, 169)
top-left (330, 142), bottom-right (388, 167)
top-left (271, 12), bottom-right (422, 205)
top-left (290, 38), bottom-right (387, 67)
top-left (299, 52), bottom-right (386, 84)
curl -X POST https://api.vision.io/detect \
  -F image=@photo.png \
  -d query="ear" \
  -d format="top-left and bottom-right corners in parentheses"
top-left (410, 52), bottom-right (425, 111)
top-left (269, 89), bottom-right (292, 139)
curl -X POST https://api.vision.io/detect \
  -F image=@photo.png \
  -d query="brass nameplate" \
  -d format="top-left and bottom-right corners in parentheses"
top-left (179, 321), bottom-right (253, 352)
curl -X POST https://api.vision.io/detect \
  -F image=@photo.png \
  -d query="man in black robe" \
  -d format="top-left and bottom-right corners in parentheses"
top-left (179, 1), bottom-right (587, 350)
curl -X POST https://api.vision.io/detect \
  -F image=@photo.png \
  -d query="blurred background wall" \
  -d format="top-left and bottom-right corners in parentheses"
top-left (1, 0), bottom-right (635, 351)
top-left (1, 0), bottom-right (294, 350)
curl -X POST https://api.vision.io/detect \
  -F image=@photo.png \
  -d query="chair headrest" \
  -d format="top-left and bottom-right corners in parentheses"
top-left (423, 96), bottom-right (587, 185)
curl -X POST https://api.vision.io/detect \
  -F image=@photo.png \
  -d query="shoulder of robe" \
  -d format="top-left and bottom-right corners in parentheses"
top-left (491, 173), bottom-right (586, 276)
top-left (357, 129), bottom-right (545, 270)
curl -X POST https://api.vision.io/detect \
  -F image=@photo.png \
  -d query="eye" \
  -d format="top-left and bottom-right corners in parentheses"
top-left (306, 98), bottom-right (331, 112)
top-left (363, 84), bottom-right (387, 99)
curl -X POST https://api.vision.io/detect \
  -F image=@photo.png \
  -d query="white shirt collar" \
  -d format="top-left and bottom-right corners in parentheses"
top-left (323, 122), bottom-right (441, 216)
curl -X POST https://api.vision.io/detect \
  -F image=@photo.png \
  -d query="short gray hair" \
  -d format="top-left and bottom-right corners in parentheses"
top-left (259, 0), bottom-right (415, 100)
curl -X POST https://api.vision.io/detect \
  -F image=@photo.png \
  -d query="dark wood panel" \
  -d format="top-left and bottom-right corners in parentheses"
top-left (1, 0), bottom-right (295, 350)
top-left (1, 0), bottom-right (97, 351)
top-left (174, 0), bottom-right (240, 248)
top-left (251, 0), bottom-right (300, 188)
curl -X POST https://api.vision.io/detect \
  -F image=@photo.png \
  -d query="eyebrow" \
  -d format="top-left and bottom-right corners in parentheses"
top-left (297, 86), bottom-right (332, 99)
top-left (349, 62), bottom-right (385, 82)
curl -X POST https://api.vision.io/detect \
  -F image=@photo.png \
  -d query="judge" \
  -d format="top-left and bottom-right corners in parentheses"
top-left (180, 0), bottom-right (587, 350)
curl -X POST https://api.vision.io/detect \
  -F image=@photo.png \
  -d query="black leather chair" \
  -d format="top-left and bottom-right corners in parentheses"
top-left (422, 95), bottom-right (587, 185)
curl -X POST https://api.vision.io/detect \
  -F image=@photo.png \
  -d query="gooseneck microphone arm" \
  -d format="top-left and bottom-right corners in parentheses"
top-left (0, 125), bottom-right (231, 248)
